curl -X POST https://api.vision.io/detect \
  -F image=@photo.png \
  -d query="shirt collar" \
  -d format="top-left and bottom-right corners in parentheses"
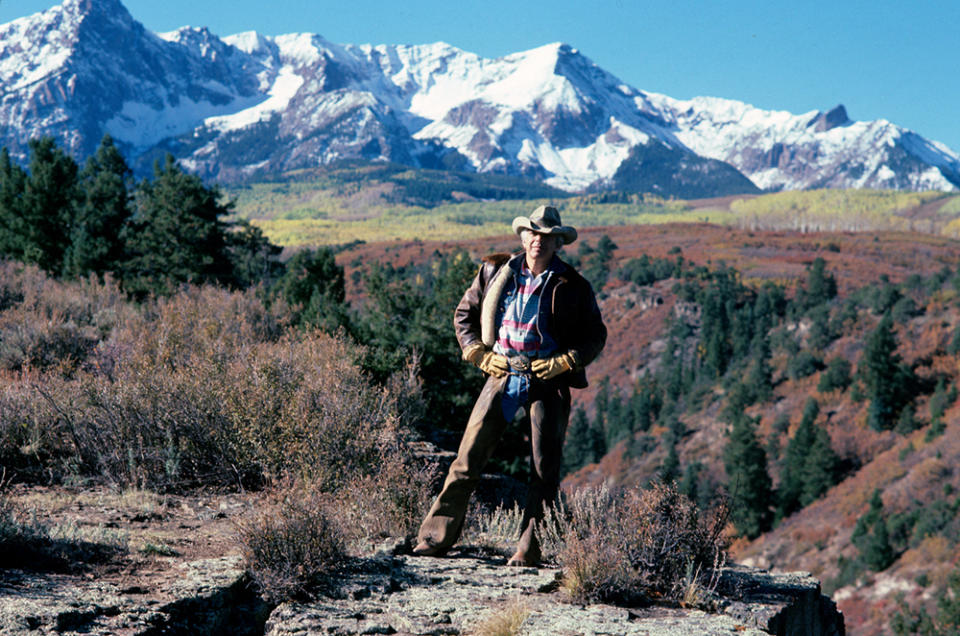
top-left (511, 253), bottom-right (566, 276)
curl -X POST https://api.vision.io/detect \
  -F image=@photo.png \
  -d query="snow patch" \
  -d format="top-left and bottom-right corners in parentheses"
top-left (106, 94), bottom-right (260, 149)
top-left (204, 67), bottom-right (303, 132)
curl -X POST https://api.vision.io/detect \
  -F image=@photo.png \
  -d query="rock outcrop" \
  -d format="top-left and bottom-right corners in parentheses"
top-left (264, 544), bottom-right (844, 636)
top-left (0, 546), bottom-right (843, 635)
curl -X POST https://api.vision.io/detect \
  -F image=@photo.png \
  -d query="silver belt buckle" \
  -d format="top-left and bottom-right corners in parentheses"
top-left (508, 354), bottom-right (531, 375)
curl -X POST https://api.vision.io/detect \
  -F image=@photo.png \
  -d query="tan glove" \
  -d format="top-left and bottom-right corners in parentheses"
top-left (463, 343), bottom-right (510, 378)
top-left (531, 351), bottom-right (579, 380)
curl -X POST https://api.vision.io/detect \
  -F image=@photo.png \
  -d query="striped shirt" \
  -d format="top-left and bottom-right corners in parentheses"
top-left (492, 261), bottom-right (558, 360)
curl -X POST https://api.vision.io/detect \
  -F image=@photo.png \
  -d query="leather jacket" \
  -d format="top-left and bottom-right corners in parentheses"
top-left (453, 252), bottom-right (606, 389)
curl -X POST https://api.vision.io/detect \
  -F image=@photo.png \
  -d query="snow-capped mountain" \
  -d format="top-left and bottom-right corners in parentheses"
top-left (1, 0), bottom-right (958, 195)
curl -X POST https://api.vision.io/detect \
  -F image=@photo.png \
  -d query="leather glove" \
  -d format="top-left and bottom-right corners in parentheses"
top-left (531, 351), bottom-right (579, 380)
top-left (463, 343), bottom-right (510, 378)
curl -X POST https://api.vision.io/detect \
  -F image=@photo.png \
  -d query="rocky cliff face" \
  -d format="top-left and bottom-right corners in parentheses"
top-left (1, 0), bottom-right (958, 195)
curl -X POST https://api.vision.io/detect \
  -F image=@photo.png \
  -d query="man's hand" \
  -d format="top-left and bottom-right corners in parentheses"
top-left (463, 343), bottom-right (510, 378)
top-left (531, 351), bottom-right (579, 380)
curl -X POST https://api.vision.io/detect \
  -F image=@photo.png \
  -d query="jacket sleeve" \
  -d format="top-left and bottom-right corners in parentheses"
top-left (573, 283), bottom-right (606, 368)
top-left (453, 262), bottom-right (490, 351)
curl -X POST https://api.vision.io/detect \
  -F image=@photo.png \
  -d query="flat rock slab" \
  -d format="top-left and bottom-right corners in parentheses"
top-left (0, 556), bottom-right (259, 635)
top-left (265, 551), bottom-right (837, 636)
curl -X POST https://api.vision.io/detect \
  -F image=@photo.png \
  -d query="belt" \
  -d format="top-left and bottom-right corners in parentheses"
top-left (507, 354), bottom-right (533, 378)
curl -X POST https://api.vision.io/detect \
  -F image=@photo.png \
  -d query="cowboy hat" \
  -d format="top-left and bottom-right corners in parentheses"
top-left (511, 205), bottom-right (578, 245)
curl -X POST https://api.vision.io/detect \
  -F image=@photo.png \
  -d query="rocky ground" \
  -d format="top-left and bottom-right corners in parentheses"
top-left (0, 486), bottom-right (844, 635)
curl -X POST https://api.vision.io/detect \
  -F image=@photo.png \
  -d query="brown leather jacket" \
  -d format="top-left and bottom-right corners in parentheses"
top-left (453, 252), bottom-right (606, 389)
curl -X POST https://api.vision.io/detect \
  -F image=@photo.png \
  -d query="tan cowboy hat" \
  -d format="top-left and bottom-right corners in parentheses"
top-left (511, 205), bottom-right (578, 245)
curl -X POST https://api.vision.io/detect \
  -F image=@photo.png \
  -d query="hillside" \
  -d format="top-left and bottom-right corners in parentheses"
top-left (327, 222), bottom-right (960, 636)
top-left (225, 174), bottom-right (960, 249)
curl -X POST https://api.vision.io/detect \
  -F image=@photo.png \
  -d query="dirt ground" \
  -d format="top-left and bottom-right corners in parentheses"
top-left (2, 484), bottom-right (258, 592)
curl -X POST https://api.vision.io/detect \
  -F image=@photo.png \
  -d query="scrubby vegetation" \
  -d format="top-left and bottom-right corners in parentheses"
top-left (6, 134), bottom-right (960, 626)
top-left (553, 483), bottom-right (727, 607)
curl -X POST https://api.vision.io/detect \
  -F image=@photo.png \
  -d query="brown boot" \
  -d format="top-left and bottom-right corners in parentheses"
top-left (506, 547), bottom-right (540, 567)
top-left (412, 541), bottom-right (448, 557)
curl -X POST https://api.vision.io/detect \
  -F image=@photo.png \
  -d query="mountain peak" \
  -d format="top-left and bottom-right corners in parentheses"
top-left (61, 0), bottom-right (137, 29)
top-left (807, 104), bottom-right (850, 132)
top-left (0, 0), bottom-right (956, 193)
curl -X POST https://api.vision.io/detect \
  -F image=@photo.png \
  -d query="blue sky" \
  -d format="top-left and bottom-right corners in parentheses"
top-left (4, 0), bottom-right (959, 153)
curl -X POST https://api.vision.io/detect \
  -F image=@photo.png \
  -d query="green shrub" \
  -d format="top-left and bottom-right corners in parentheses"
top-left (818, 357), bottom-right (852, 393)
top-left (788, 350), bottom-right (824, 380)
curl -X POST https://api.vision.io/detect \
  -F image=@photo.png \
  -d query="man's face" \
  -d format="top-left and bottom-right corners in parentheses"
top-left (521, 230), bottom-right (560, 262)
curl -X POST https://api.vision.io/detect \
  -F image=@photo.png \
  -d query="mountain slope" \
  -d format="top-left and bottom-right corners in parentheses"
top-left (1, 0), bottom-right (958, 196)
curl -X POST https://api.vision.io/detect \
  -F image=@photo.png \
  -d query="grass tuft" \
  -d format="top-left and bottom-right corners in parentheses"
top-left (470, 597), bottom-right (531, 636)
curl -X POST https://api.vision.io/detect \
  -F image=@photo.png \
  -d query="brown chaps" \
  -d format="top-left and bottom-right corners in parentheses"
top-left (416, 374), bottom-right (570, 557)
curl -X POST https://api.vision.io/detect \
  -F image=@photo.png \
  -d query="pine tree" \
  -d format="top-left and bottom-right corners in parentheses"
top-left (628, 383), bottom-right (654, 433)
top-left (807, 304), bottom-right (835, 350)
top-left (777, 398), bottom-right (819, 519)
top-left (802, 257), bottom-right (838, 309)
top-left (852, 489), bottom-right (896, 571)
top-left (700, 285), bottom-right (732, 378)
top-left (800, 419), bottom-right (840, 506)
top-left (21, 137), bottom-right (80, 273)
top-left (0, 147), bottom-right (27, 259)
top-left (226, 220), bottom-right (284, 289)
top-left (858, 314), bottom-right (914, 431)
top-left (746, 330), bottom-right (774, 403)
top-left (679, 460), bottom-right (704, 505)
top-left (563, 406), bottom-right (595, 474)
top-left (123, 154), bottom-right (233, 297)
top-left (274, 247), bottom-right (346, 331)
top-left (65, 134), bottom-right (132, 279)
top-left (659, 437), bottom-right (680, 484)
top-left (724, 412), bottom-right (773, 539)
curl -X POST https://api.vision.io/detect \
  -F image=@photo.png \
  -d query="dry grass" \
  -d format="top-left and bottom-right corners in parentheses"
top-left (470, 598), bottom-right (531, 636)
top-left (0, 492), bottom-right (126, 571)
top-left (554, 483), bottom-right (728, 607)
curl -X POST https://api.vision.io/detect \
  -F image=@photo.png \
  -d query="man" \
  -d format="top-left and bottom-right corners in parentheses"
top-left (413, 205), bottom-right (607, 566)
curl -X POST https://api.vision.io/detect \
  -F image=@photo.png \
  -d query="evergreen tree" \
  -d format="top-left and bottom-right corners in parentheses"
top-left (807, 304), bottom-right (835, 350)
top-left (801, 257), bottom-right (838, 310)
top-left (679, 460), bottom-right (704, 505)
top-left (65, 134), bottom-right (131, 279)
top-left (659, 436), bottom-right (680, 484)
top-left (352, 250), bottom-right (483, 445)
top-left (563, 406), bottom-right (593, 474)
top-left (21, 137), bottom-right (79, 273)
top-left (563, 406), bottom-right (599, 474)
top-left (274, 247), bottom-right (347, 331)
top-left (226, 220), bottom-right (284, 289)
top-left (628, 383), bottom-right (655, 433)
top-left (745, 330), bottom-right (774, 403)
top-left (858, 314), bottom-right (915, 431)
top-left (817, 356), bottom-right (852, 393)
top-left (700, 285), bottom-right (732, 378)
top-left (800, 417), bottom-right (840, 506)
top-left (0, 147), bottom-right (27, 259)
top-left (852, 489), bottom-right (896, 571)
top-left (580, 234), bottom-right (618, 290)
top-left (724, 412), bottom-right (774, 539)
top-left (123, 154), bottom-right (234, 297)
top-left (778, 398), bottom-right (819, 519)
